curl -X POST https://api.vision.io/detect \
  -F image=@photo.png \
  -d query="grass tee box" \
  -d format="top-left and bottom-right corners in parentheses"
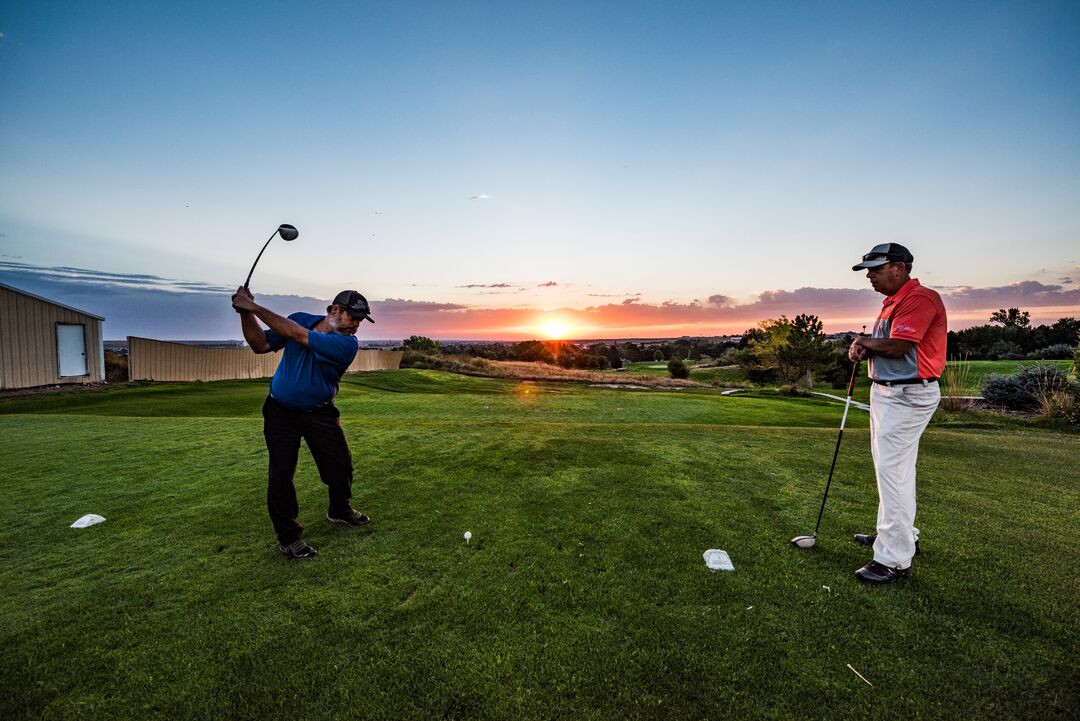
top-left (1, 370), bottom-right (1077, 720)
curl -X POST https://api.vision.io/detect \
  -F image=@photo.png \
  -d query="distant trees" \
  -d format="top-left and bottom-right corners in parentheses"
top-left (403, 335), bottom-right (439, 354)
top-left (778, 314), bottom-right (834, 386)
top-left (948, 313), bottom-right (1078, 360)
top-left (990, 308), bottom-right (1031, 328)
top-left (731, 314), bottom-right (835, 387)
top-left (511, 340), bottom-right (556, 364)
top-left (590, 343), bottom-right (623, 369)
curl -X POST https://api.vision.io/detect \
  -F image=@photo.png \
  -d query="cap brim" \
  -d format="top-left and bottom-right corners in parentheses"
top-left (346, 310), bottom-right (374, 323)
top-left (852, 258), bottom-right (891, 271)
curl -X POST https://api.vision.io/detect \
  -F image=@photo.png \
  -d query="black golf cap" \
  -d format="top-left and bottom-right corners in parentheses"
top-left (332, 290), bottom-right (374, 323)
top-left (852, 243), bottom-right (914, 271)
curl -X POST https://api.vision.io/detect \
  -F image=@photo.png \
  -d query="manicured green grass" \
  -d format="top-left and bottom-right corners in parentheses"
top-left (616, 359), bottom-right (1075, 404)
top-left (1, 370), bottom-right (1077, 720)
top-left (615, 360), bottom-right (763, 386)
top-left (950, 359), bottom-right (1074, 393)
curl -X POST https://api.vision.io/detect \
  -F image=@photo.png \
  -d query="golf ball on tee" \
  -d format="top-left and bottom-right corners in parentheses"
top-left (464, 531), bottom-right (472, 542)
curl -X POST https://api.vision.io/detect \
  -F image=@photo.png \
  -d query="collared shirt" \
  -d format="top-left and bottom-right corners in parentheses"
top-left (264, 313), bottom-right (359, 411)
top-left (870, 278), bottom-right (948, 381)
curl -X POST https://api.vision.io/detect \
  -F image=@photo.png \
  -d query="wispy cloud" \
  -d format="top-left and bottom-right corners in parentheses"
top-left (457, 282), bottom-right (514, 289)
top-left (0, 261), bottom-right (233, 294)
top-left (468, 193), bottom-right (492, 200)
top-left (537, 281), bottom-right (558, 287)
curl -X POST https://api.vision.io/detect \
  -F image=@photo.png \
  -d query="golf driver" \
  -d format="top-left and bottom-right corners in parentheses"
top-left (790, 358), bottom-right (861, 549)
top-left (242, 223), bottom-right (298, 289)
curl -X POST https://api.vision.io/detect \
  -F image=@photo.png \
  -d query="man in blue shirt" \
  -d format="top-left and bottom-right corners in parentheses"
top-left (232, 287), bottom-right (374, 559)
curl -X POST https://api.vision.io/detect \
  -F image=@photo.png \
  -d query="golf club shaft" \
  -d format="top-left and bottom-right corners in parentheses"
top-left (811, 359), bottom-right (861, 535)
top-left (243, 228), bottom-right (282, 289)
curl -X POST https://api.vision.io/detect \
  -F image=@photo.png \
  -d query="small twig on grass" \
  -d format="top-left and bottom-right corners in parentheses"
top-left (847, 664), bottom-right (873, 686)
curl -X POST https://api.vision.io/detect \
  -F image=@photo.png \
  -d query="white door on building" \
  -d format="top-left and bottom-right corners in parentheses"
top-left (57, 324), bottom-right (88, 377)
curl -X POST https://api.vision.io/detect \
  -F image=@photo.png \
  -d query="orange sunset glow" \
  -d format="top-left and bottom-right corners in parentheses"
top-left (537, 317), bottom-right (576, 339)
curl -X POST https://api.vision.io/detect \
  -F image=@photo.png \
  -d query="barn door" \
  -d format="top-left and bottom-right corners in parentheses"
top-left (57, 324), bottom-right (88, 376)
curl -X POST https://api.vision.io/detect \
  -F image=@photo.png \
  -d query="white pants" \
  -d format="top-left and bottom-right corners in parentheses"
top-left (869, 381), bottom-right (940, 569)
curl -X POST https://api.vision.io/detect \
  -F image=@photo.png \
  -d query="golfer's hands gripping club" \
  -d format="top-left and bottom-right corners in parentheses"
top-left (848, 322), bottom-right (873, 362)
top-left (232, 286), bottom-right (257, 314)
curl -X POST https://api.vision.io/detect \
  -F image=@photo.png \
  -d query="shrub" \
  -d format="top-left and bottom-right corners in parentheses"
top-left (986, 340), bottom-right (1024, 360)
top-left (667, 358), bottom-right (690, 379)
top-left (981, 363), bottom-right (1075, 411)
top-left (400, 350), bottom-right (438, 369)
top-left (104, 351), bottom-right (128, 383)
top-left (1028, 344), bottom-right (1074, 360)
top-left (718, 348), bottom-right (742, 365)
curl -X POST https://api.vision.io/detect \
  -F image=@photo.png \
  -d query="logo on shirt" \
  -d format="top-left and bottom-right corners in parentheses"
top-left (894, 323), bottom-right (916, 333)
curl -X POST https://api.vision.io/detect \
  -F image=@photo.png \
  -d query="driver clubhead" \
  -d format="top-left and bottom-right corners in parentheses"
top-left (790, 535), bottom-right (817, 549)
top-left (278, 224), bottom-right (299, 241)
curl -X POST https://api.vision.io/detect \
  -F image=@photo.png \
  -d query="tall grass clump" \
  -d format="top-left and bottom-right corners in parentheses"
top-left (1036, 387), bottom-right (1080, 425)
top-left (940, 357), bottom-right (973, 411)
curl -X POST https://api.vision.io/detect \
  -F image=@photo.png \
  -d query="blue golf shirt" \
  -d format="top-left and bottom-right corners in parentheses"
top-left (264, 313), bottom-right (359, 411)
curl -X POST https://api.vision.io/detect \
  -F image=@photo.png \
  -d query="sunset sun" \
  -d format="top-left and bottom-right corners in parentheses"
top-left (538, 317), bottom-right (575, 339)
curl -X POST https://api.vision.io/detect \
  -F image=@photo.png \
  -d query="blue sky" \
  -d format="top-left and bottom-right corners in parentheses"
top-left (1, 1), bottom-right (1078, 339)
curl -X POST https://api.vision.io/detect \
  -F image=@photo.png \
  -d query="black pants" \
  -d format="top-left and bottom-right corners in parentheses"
top-left (262, 395), bottom-right (353, 545)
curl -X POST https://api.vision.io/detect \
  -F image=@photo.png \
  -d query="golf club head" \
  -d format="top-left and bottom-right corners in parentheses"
top-left (790, 535), bottom-right (817, 549)
top-left (278, 224), bottom-right (299, 241)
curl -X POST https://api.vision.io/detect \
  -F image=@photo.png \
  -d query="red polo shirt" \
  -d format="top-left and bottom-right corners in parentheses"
top-left (870, 278), bottom-right (948, 380)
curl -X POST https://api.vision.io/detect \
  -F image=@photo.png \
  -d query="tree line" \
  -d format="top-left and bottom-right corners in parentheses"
top-left (947, 310), bottom-right (1078, 360)
top-left (399, 307), bottom-right (1078, 380)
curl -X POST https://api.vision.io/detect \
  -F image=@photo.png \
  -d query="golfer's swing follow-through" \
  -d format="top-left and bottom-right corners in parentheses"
top-left (231, 223), bottom-right (377, 559)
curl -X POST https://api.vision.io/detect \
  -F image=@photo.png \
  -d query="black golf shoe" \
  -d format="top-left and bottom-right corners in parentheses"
top-left (854, 532), bottom-right (920, 555)
top-left (327, 507), bottom-right (371, 527)
top-left (854, 560), bottom-right (910, 584)
top-left (279, 539), bottom-right (318, 559)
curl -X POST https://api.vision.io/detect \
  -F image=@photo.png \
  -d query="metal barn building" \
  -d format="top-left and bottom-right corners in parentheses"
top-left (0, 283), bottom-right (105, 390)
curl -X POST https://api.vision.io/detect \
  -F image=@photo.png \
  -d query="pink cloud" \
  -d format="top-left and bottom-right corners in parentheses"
top-left (367, 280), bottom-right (1080, 339)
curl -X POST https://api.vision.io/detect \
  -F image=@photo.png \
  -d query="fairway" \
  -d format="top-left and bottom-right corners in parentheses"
top-left (2, 370), bottom-right (1077, 720)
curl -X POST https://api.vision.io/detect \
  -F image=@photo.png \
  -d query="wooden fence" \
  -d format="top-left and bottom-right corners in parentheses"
top-left (127, 337), bottom-right (402, 382)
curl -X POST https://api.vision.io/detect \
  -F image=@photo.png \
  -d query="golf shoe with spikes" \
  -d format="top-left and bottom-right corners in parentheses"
top-left (854, 560), bottom-right (910, 584)
top-left (279, 539), bottom-right (318, 559)
top-left (327, 507), bottom-right (370, 527)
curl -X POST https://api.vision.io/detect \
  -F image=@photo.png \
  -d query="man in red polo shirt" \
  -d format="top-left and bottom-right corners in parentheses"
top-left (848, 243), bottom-right (947, 584)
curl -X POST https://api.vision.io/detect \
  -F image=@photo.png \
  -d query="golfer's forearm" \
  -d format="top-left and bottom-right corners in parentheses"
top-left (240, 313), bottom-right (271, 353)
top-left (250, 305), bottom-right (308, 345)
top-left (858, 337), bottom-right (913, 359)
